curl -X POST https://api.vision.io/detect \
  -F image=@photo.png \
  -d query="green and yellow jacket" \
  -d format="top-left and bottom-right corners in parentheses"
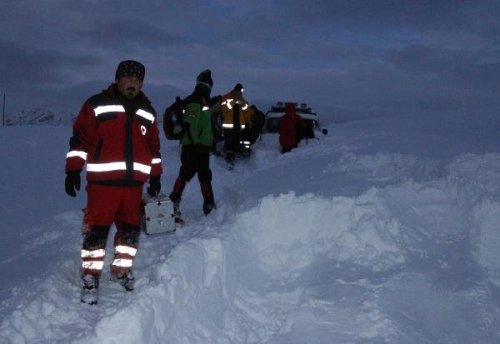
top-left (180, 87), bottom-right (213, 147)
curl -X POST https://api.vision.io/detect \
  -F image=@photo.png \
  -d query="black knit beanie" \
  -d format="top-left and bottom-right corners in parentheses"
top-left (233, 83), bottom-right (243, 92)
top-left (115, 60), bottom-right (145, 81)
top-left (196, 69), bottom-right (213, 90)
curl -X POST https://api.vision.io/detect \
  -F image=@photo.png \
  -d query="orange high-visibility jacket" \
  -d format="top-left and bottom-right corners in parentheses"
top-left (220, 89), bottom-right (254, 130)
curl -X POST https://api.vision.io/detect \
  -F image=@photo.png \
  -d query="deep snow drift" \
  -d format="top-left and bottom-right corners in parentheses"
top-left (0, 109), bottom-right (499, 343)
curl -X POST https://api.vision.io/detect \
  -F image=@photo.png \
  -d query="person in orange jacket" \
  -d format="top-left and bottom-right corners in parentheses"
top-left (64, 60), bottom-right (162, 305)
top-left (220, 83), bottom-right (254, 164)
top-left (278, 102), bottom-right (305, 153)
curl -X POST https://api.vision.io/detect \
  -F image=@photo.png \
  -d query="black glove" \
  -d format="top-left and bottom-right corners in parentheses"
top-left (65, 170), bottom-right (81, 197)
top-left (147, 175), bottom-right (161, 197)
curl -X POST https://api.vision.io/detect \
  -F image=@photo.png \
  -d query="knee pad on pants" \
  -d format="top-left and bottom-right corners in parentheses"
top-left (120, 222), bottom-right (141, 246)
top-left (83, 225), bottom-right (111, 249)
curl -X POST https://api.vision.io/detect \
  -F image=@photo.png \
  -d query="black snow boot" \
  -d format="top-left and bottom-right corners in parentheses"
top-left (112, 270), bottom-right (135, 291)
top-left (170, 177), bottom-right (187, 221)
top-left (200, 181), bottom-right (216, 215)
top-left (118, 271), bottom-right (135, 291)
top-left (81, 274), bottom-right (99, 305)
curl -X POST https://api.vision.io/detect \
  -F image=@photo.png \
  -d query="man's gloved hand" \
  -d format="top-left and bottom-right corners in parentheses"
top-left (147, 175), bottom-right (161, 197)
top-left (65, 170), bottom-right (81, 197)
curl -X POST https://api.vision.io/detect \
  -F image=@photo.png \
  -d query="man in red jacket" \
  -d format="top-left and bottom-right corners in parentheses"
top-left (65, 60), bottom-right (162, 305)
top-left (279, 102), bottom-right (305, 153)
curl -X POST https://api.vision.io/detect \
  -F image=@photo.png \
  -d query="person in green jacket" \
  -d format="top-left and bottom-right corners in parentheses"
top-left (167, 69), bottom-right (217, 220)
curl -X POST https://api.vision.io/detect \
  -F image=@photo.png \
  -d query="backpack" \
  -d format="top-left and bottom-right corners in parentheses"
top-left (163, 97), bottom-right (185, 140)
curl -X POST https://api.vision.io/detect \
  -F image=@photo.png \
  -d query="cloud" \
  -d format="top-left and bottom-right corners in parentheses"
top-left (1, 0), bottom-right (499, 117)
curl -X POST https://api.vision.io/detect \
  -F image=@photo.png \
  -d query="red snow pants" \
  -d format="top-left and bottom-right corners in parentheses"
top-left (80, 184), bottom-right (143, 277)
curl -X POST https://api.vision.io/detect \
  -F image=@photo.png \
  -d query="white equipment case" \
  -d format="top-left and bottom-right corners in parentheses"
top-left (142, 194), bottom-right (176, 234)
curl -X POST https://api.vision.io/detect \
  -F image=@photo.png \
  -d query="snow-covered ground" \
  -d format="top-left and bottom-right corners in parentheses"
top-left (0, 109), bottom-right (499, 343)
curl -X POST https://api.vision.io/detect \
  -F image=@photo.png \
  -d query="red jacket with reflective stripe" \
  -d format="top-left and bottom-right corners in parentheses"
top-left (65, 84), bottom-right (162, 185)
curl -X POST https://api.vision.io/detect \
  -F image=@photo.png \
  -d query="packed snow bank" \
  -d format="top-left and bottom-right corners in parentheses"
top-left (448, 154), bottom-right (500, 286)
top-left (243, 192), bottom-right (405, 272)
top-left (4, 158), bottom-right (500, 343)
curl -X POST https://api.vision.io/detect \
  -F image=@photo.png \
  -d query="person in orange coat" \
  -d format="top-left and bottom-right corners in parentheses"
top-left (220, 83), bottom-right (254, 164)
top-left (278, 102), bottom-right (305, 153)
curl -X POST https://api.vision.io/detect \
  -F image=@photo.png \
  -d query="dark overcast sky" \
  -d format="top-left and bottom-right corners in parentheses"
top-left (1, 0), bottom-right (499, 121)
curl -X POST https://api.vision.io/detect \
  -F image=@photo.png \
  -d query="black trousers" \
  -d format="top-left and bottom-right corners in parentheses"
top-left (178, 144), bottom-right (212, 182)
